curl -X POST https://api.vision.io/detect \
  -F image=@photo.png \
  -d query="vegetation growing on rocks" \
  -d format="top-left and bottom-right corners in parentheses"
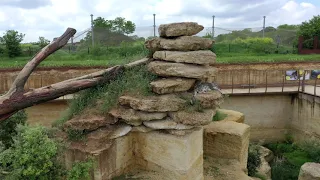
top-left (265, 135), bottom-right (320, 180)
top-left (53, 65), bottom-right (157, 128)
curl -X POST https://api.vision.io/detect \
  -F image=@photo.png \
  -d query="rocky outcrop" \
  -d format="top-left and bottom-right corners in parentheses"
top-left (131, 125), bottom-right (154, 133)
top-left (153, 50), bottom-right (216, 65)
top-left (65, 21), bottom-right (229, 180)
top-left (118, 95), bottom-right (186, 112)
top-left (204, 121), bottom-right (250, 171)
top-left (145, 36), bottom-right (213, 51)
top-left (150, 78), bottom-right (196, 94)
top-left (169, 109), bottom-right (216, 126)
top-left (194, 91), bottom-right (224, 108)
top-left (218, 109), bottom-right (245, 123)
top-left (257, 146), bottom-right (274, 180)
top-left (148, 61), bottom-right (217, 80)
top-left (109, 106), bottom-right (167, 126)
top-left (143, 118), bottom-right (194, 130)
top-left (67, 124), bottom-right (132, 154)
top-left (158, 22), bottom-right (204, 37)
top-left (298, 162), bottom-right (320, 180)
top-left (63, 115), bottom-right (115, 131)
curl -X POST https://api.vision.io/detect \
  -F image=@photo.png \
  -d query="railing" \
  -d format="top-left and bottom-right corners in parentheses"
top-left (219, 69), bottom-right (319, 96)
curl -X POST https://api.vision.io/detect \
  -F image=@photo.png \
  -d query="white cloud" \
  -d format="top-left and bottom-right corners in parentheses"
top-left (0, 0), bottom-right (318, 42)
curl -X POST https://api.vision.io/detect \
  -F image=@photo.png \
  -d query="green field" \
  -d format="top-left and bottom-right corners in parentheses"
top-left (1, 53), bottom-right (320, 69)
top-left (0, 41), bottom-right (320, 69)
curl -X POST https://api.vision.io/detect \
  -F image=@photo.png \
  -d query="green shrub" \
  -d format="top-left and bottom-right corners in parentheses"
top-left (0, 125), bottom-right (65, 180)
top-left (267, 139), bottom-right (320, 180)
top-left (233, 37), bottom-right (275, 53)
top-left (67, 159), bottom-right (94, 180)
top-left (67, 129), bottom-right (85, 141)
top-left (299, 140), bottom-right (320, 163)
top-left (271, 158), bottom-right (300, 180)
top-left (247, 144), bottom-right (261, 176)
top-left (284, 150), bottom-right (312, 167)
top-left (0, 110), bottom-right (27, 149)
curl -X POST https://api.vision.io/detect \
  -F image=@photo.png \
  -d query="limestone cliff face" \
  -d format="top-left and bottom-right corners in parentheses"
top-left (63, 22), bottom-right (250, 180)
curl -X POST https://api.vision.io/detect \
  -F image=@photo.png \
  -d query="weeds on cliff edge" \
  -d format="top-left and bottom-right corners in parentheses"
top-left (52, 65), bottom-right (157, 128)
top-left (212, 110), bottom-right (227, 121)
top-left (265, 136), bottom-right (320, 180)
top-left (67, 158), bottom-right (95, 180)
top-left (247, 144), bottom-right (262, 176)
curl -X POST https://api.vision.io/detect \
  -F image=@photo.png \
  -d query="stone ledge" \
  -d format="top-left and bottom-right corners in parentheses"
top-left (153, 50), bottom-right (216, 66)
top-left (204, 121), bottom-right (250, 170)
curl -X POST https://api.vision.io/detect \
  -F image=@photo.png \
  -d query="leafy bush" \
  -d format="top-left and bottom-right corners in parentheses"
top-left (297, 15), bottom-right (320, 49)
top-left (266, 138), bottom-right (320, 180)
top-left (1, 30), bottom-right (25, 57)
top-left (0, 110), bottom-right (27, 149)
top-left (271, 158), bottom-right (300, 180)
top-left (247, 144), bottom-right (261, 176)
top-left (233, 37), bottom-right (275, 53)
top-left (0, 125), bottom-right (65, 180)
top-left (67, 159), bottom-right (94, 180)
top-left (299, 140), bottom-right (320, 163)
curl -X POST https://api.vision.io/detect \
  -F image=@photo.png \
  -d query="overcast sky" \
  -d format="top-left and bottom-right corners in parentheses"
top-left (0, 0), bottom-right (319, 42)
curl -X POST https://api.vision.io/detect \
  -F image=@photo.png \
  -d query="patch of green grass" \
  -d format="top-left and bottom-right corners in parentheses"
top-left (212, 110), bottom-right (227, 121)
top-left (271, 158), bottom-right (300, 180)
top-left (265, 138), bottom-right (320, 180)
top-left (253, 173), bottom-right (267, 180)
top-left (0, 52), bottom-right (146, 68)
top-left (53, 65), bottom-right (157, 127)
top-left (217, 54), bottom-right (320, 64)
top-left (1, 50), bottom-right (320, 69)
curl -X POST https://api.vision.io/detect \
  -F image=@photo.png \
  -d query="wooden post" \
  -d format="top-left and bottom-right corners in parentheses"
top-left (314, 36), bottom-right (319, 50)
top-left (231, 71), bottom-right (234, 94)
top-left (315, 78), bottom-right (318, 96)
top-left (265, 71), bottom-right (268, 93)
top-left (248, 70), bottom-right (251, 93)
top-left (298, 36), bottom-right (304, 54)
top-left (282, 71), bottom-right (285, 92)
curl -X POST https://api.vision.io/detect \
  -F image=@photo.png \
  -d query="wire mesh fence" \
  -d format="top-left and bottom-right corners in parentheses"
top-left (59, 25), bottom-right (301, 57)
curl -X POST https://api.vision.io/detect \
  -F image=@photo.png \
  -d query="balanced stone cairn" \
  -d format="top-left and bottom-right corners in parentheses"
top-left (108, 22), bottom-right (224, 136)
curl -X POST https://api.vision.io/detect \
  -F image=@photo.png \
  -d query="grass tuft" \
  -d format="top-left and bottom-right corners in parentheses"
top-left (52, 65), bottom-right (157, 128)
top-left (212, 110), bottom-right (227, 121)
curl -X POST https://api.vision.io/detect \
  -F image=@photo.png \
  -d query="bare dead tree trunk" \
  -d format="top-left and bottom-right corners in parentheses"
top-left (0, 27), bottom-right (150, 122)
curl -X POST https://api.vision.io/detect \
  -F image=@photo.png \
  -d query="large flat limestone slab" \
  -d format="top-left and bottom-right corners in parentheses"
top-left (109, 106), bottom-right (167, 126)
top-left (135, 128), bottom-right (204, 180)
top-left (153, 50), bottom-right (216, 65)
top-left (148, 61), bottom-right (218, 80)
top-left (65, 128), bottom-right (204, 180)
top-left (169, 109), bottom-right (216, 126)
top-left (145, 36), bottom-right (213, 51)
top-left (158, 22), bottom-right (204, 37)
top-left (118, 94), bottom-right (186, 112)
top-left (150, 78), bottom-right (196, 94)
top-left (204, 121), bottom-right (250, 171)
top-left (65, 134), bottom-right (134, 180)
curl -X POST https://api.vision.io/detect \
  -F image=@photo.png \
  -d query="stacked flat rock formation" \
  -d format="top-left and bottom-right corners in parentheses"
top-left (107, 22), bottom-right (223, 136)
top-left (63, 22), bottom-right (230, 180)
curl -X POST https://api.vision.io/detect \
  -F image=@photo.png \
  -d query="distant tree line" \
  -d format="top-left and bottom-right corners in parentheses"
top-left (1, 15), bottom-right (319, 58)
